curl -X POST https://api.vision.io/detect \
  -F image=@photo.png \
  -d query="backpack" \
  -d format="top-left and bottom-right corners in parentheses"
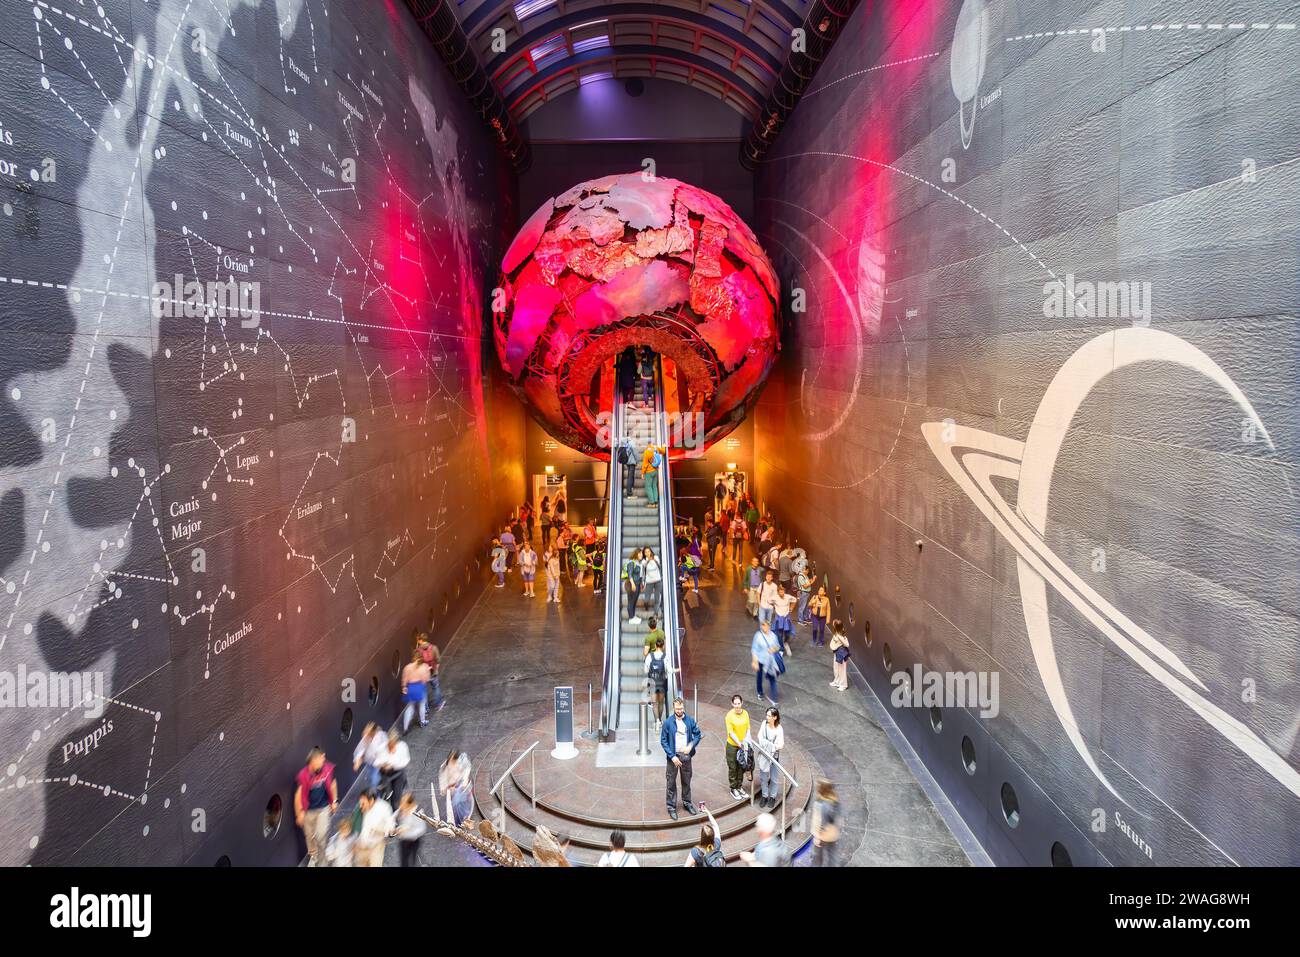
top-left (648, 654), bottom-right (667, 688)
top-left (623, 559), bottom-right (642, 585)
top-left (616, 444), bottom-right (632, 465)
top-left (693, 845), bottom-right (726, 867)
top-left (765, 547), bottom-right (780, 570)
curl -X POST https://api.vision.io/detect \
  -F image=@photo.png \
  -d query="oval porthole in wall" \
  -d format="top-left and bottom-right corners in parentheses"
top-left (881, 642), bottom-right (893, 672)
top-left (1000, 782), bottom-right (1021, 828)
top-left (263, 794), bottom-right (283, 839)
top-left (961, 735), bottom-right (977, 775)
top-left (454, 581), bottom-right (462, 599)
top-left (340, 707), bottom-right (354, 742)
top-left (1050, 842), bottom-right (1073, 867)
top-left (390, 650), bottom-right (401, 677)
top-left (847, 602), bottom-right (855, 626)
top-left (465, 563), bottom-right (472, 584)
top-left (442, 593), bottom-right (450, 615)
top-left (930, 706), bottom-right (942, 733)
top-left (833, 585), bottom-right (841, 607)
top-left (864, 620), bottom-right (872, 648)
top-left (215, 855), bottom-right (232, 867)
top-left (368, 676), bottom-right (380, 707)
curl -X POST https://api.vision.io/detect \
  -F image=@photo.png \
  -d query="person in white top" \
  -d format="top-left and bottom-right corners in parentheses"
top-left (755, 706), bottom-right (786, 810)
top-left (640, 548), bottom-right (663, 616)
top-left (354, 788), bottom-right (395, 867)
top-left (352, 722), bottom-right (387, 791)
top-left (597, 830), bottom-right (639, 867)
top-left (375, 728), bottom-right (410, 808)
top-left (757, 571), bottom-right (780, 625)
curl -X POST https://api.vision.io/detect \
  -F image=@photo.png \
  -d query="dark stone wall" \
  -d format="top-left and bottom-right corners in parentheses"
top-left (0, 0), bottom-right (519, 864)
top-left (754, 0), bottom-right (1299, 866)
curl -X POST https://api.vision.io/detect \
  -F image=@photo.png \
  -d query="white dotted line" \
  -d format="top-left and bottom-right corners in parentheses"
top-left (803, 52), bottom-right (943, 98)
top-left (1006, 22), bottom-right (1295, 41)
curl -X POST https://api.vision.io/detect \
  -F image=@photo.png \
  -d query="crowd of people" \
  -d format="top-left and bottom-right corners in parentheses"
top-left (491, 496), bottom-right (608, 604)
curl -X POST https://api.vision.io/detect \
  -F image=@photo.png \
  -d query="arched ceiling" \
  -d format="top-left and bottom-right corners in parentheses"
top-left (449, 0), bottom-right (812, 123)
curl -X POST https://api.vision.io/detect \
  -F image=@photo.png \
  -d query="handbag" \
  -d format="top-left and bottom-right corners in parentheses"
top-left (772, 651), bottom-right (786, 676)
top-left (734, 743), bottom-right (753, 771)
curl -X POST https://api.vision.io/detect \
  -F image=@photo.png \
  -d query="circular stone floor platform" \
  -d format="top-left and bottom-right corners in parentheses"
top-left (472, 702), bottom-right (823, 866)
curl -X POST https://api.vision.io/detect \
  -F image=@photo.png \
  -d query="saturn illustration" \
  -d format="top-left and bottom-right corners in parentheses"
top-left (923, 328), bottom-right (1300, 805)
top-left (950, 0), bottom-right (989, 150)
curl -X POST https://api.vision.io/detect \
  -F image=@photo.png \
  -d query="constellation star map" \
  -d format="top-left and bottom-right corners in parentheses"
top-left (0, 0), bottom-right (509, 865)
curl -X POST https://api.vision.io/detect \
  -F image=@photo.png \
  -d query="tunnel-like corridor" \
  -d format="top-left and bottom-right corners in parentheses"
top-left (0, 0), bottom-right (1295, 906)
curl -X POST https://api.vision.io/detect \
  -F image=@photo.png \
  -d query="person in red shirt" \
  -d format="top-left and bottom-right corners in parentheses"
top-left (294, 747), bottom-right (338, 867)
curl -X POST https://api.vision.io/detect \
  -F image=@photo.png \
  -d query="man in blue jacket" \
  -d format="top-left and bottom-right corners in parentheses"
top-left (661, 697), bottom-right (702, 821)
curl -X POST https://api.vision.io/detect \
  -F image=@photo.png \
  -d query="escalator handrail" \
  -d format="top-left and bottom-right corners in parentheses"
top-left (598, 391), bottom-right (626, 737)
top-left (650, 359), bottom-right (686, 709)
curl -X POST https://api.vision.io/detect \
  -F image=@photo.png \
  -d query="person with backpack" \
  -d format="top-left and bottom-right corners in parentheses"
top-left (617, 436), bottom-right (637, 496)
top-left (637, 347), bottom-right (655, 402)
top-left (644, 636), bottom-right (670, 728)
top-left (623, 548), bottom-right (644, 623)
top-left (724, 693), bottom-right (751, 801)
top-left (730, 513), bottom-right (747, 565)
top-left (598, 830), bottom-right (639, 867)
top-left (416, 635), bottom-right (445, 713)
top-left (829, 619), bottom-right (851, 691)
top-left (763, 540), bottom-right (781, 578)
top-left (642, 444), bottom-right (663, 508)
top-left (490, 537), bottom-right (507, 588)
top-left (683, 804), bottom-right (726, 867)
top-left (500, 524), bottom-right (517, 569)
top-left (539, 496), bottom-right (551, 548)
top-left (754, 706), bottom-right (785, 809)
top-left (811, 779), bottom-right (842, 866)
top-left (591, 540), bottom-right (606, 595)
top-left (714, 478), bottom-right (727, 517)
top-left (571, 541), bottom-right (589, 588)
top-left (641, 547), bottom-right (663, 616)
top-left (294, 747), bottom-right (338, 867)
top-left (751, 620), bottom-right (780, 704)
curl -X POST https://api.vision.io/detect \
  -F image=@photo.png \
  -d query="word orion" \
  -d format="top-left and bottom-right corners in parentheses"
top-left (150, 274), bottom-right (261, 324)
top-left (49, 888), bottom-right (151, 938)
top-left (0, 667), bottom-right (104, 718)
top-left (889, 665), bottom-right (1000, 719)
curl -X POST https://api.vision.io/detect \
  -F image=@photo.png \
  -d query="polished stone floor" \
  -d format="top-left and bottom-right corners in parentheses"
top-left (339, 546), bottom-right (977, 866)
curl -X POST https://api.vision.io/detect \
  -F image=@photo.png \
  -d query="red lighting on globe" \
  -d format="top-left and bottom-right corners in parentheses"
top-left (493, 173), bottom-right (781, 457)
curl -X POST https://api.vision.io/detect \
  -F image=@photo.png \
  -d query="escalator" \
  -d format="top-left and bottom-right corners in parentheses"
top-left (599, 355), bottom-right (686, 739)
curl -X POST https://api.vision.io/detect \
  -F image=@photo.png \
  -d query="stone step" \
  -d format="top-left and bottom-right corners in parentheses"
top-left (471, 738), bottom-right (811, 866)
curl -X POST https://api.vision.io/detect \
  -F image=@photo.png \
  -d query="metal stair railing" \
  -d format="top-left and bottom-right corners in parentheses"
top-left (597, 389), bottom-right (626, 739)
top-left (651, 357), bottom-right (687, 708)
